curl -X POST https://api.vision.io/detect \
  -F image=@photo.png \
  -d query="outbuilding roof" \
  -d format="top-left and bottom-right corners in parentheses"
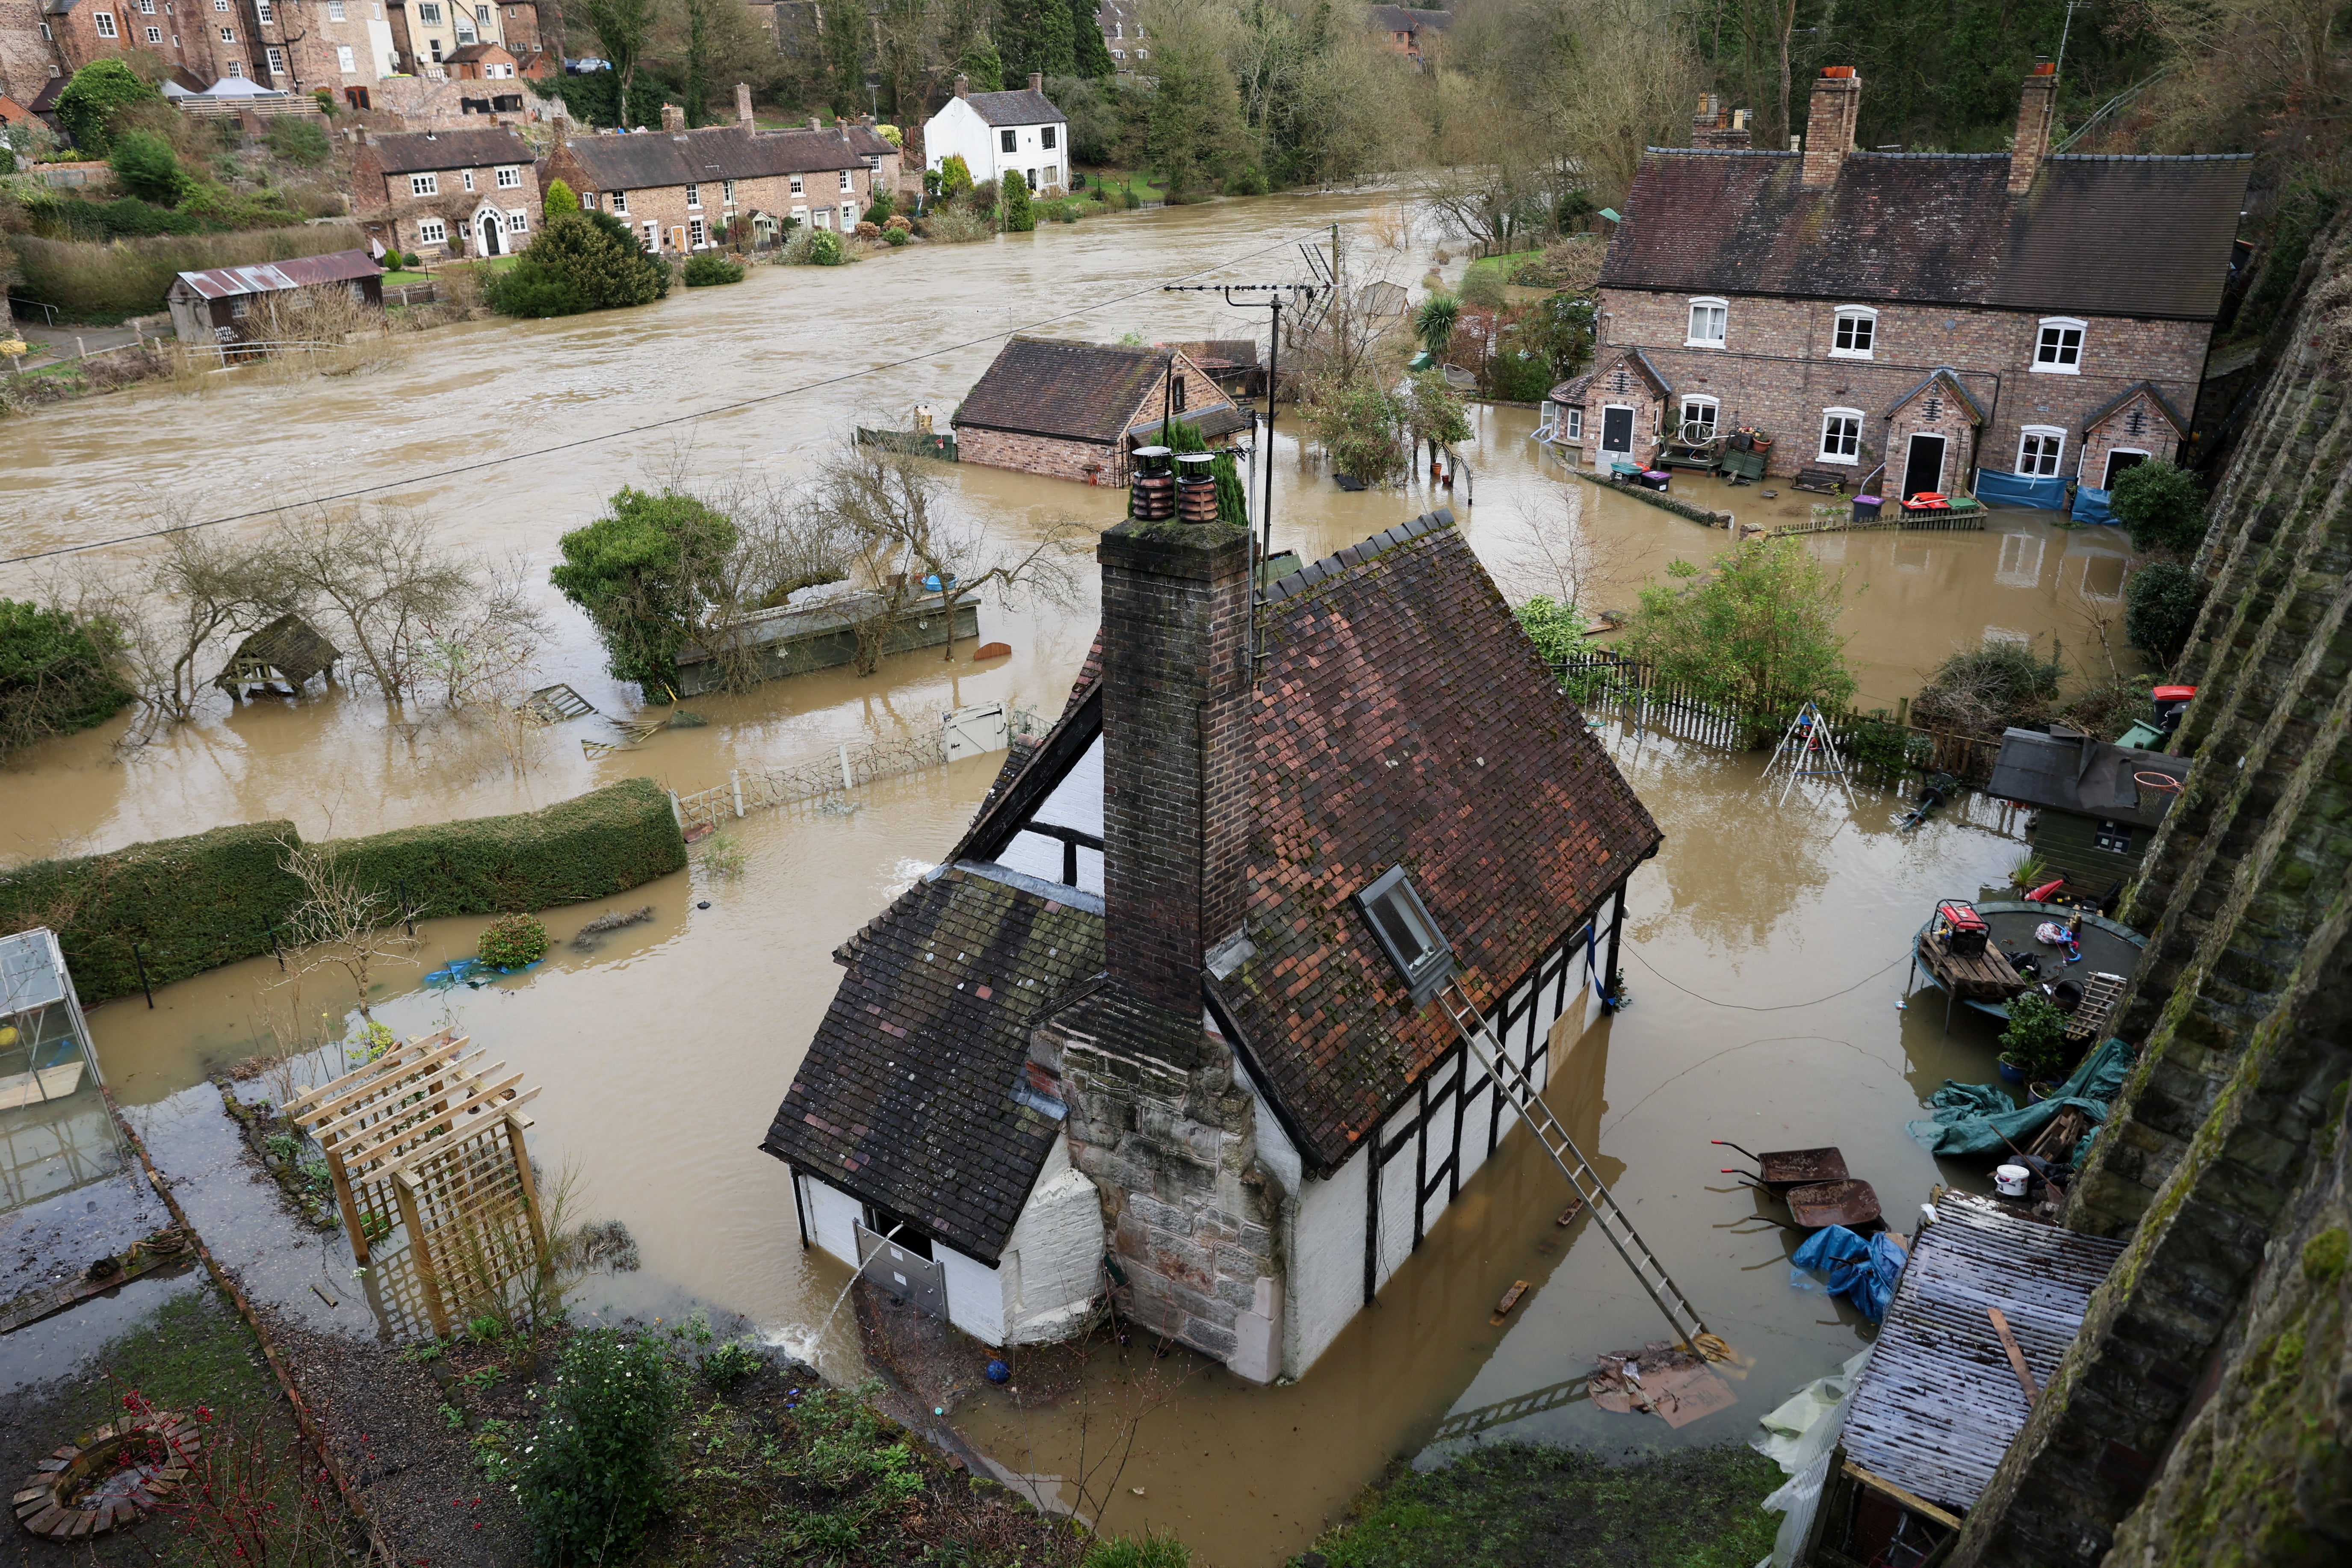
top-left (366, 127), bottom-right (533, 174)
top-left (760, 863), bottom-right (1105, 1262)
top-left (1600, 150), bottom-right (2251, 321)
top-left (958, 87), bottom-right (1062, 127)
top-left (442, 42), bottom-right (513, 62)
top-left (1988, 725), bottom-right (2187, 830)
top-left (170, 249), bottom-right (381, 301)
top-left (2077, 379), bottom-right (2189, 440)
top-left (959, 338), bottom-right (1236, 445)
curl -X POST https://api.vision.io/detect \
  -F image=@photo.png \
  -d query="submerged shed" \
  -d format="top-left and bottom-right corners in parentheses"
top-left (216, 613), bottom-right (340, 698)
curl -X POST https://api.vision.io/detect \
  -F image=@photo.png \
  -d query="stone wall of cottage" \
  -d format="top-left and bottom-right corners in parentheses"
top-left (1595, 287), bottom-right (2210, 484)
top-left (1048, 1020), bottom-right (1282, 1372)
top-left (959, 428), bottom-right (1122, 484)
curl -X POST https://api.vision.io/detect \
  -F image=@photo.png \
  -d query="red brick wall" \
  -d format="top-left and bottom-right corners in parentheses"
top-left (1580, 350), bottom-right (1666, 470)
top-left (1886, 378), bottom-right (1979, 498)
top-left (1595, 286), bottom-right (2211, 486)
top-left (549, 140), bottom-right (869, 252)
top-left (2080, 388), bottom-right (2183, 490)
top-left (958, 427), bottom-right (1120, 482)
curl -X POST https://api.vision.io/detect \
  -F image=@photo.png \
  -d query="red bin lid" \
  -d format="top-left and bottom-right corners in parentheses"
top-left (2153, 685), bottom-right (2197, 701)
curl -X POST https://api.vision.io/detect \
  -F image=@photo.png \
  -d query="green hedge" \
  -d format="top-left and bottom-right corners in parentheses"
top-left (0, 778), bottom-right (684, 1004)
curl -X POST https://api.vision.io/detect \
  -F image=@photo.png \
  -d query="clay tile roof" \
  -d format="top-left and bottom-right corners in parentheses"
top-left (1600, 149), bottom-right (2250, 321)
top-left (958, 338), bottom-right (1211, 445)
top-left (760, 864), bottom-right (1105, 1262)
top-left (367, 127), bottom-right (532, 174)
top-left (960, 87), bottom-right (1062, 127)
top-left (1223, 512), bottom-right (1662, 1169)
top-left (441, 42), bottom-right (509, 62)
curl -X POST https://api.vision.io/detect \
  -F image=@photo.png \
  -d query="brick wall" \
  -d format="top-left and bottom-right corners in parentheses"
top-left (1594, 286), bottom-right (2210, 486)
top-left (2079, 387), bottom-right (2184, 490)
top-left (0, 0), bottom-right (59, 100)
top-left (354, 149), bottom-right (540, 256)
top-left (1581, 350), bottom-right (1666, 470)
top-left (1885, 375), bottom-right (1980, 497)
top-left (547, 142), bottom-right (868, 253)
top-left (958, 427), bottom-right (1121, 483)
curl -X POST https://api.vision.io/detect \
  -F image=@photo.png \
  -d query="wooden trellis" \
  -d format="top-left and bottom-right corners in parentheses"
top-left (284, 1029), bottom-right (547, 1338)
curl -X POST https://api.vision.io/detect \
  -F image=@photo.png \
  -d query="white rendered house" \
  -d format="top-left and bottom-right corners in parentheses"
top-left (922, 72), bottom-right (1070, 193)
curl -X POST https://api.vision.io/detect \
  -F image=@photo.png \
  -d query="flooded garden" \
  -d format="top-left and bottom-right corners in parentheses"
top-left (0, 189), bottom-right (2150, 1565)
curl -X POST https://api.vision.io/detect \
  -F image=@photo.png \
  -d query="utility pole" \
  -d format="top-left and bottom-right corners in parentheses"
top-left (2054, 1), bottom-right (2080, 78)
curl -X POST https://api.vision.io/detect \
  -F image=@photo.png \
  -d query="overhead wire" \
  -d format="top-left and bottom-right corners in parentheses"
top-left (1, 222), bottom-right (1339, 569)
top-left (1625, 946), bottom-right (1914, 1013)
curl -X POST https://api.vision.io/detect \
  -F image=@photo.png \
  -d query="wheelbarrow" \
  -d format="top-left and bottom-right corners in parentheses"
top-left (1726, 1172), bottom-right (1884, 1231)
top-left (1712, 1140), bottom-right (1849, 1191)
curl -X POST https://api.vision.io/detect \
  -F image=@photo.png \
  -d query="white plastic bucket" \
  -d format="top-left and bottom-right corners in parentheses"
top-left (1995, 1164), bottom-right (2030, 1197)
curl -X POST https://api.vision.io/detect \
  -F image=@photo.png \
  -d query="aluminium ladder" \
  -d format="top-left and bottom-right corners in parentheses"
top-left (1436, 978), bottom-right (1723, 1358)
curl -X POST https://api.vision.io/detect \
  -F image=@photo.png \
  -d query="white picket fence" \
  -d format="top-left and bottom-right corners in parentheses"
top-left (667, 703), bottom-right (1032, 833)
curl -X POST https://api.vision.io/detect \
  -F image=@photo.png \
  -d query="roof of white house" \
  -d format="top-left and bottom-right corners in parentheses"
top-left (958, 87), bottom-right (1062, 126)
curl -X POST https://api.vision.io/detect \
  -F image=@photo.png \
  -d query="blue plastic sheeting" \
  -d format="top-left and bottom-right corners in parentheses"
top-left (1906, 1036), bottom-right (2138, 1163)
top-left (2072, 484), bottom-right (2114, 526)
top-left (1792, 1226), bottom-right (1907, 1323)
top-left (1976, 469), bottom-right (2070, 510)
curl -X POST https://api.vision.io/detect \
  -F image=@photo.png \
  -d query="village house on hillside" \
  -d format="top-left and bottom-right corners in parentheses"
top-left (954, 338), bottom-right (1248, 483)
top-left (1366, 4), bottom-right (1449, 67)
top-left (351, 125), bottom-right (539, 260)
top-left (541, 86), bottom-right (893, 252)
top-left (923, 73), bottom-right (1067, 193)
top-left (1091, 0), bottom-right (1144, 71)
top-left (763, 505), bottom-right (1661, 1382)
top-left (1557, 66), bottom-right (2249, 504)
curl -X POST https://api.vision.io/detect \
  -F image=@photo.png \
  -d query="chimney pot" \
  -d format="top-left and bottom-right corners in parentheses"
top-left (1799, 68), bottom-right (1861, 188)
top-left (659, 102), bottom-right (684, 133)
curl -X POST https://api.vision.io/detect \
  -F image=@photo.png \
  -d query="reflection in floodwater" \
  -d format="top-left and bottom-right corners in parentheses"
top-left (1, 190), bottom-right (2149, 1566)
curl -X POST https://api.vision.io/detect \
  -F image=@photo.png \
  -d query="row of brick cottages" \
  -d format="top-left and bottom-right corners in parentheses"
top-left (1543, 65), bottom-right (2249, 509)
top-left (347, 89), bottom-right (901, 262)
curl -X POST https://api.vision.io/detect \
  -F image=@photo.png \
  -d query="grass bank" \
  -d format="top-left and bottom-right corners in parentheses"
top-left (1299, 1442), bottom-right (1783, 1568)
top-left (12, 222), bottom-right (368, 325)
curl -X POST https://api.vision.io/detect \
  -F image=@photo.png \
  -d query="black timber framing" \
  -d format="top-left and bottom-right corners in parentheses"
top-left (952, 682), bottom-right (1102, 866)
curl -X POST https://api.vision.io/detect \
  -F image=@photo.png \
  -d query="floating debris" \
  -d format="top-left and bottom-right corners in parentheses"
top-left (1490, 1280), bottom-right (1532, 1325)
top-left (1589, 1341), bottom-right (1739, 1429)
top-left (517, 683), bottom-right (597, 726)
top-left (571, 906), bottom-right (655, 951)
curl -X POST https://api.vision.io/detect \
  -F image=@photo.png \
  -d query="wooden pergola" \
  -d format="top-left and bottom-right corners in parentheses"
top-left (284, 1028), bottom-right (545, 1338)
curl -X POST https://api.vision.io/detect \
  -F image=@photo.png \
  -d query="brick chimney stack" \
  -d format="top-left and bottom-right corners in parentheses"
top-left (1799, 67), bottom-right (1860, 188)
top-left (735, 81), bottom-right (753, 127)
top-left (954, 72), bottom-right (969, 98)
top-left (2010, 62), bottom-right (2058, 195)
top-left (659, 102), bottom-right (685, 133)
top-left (1028, 71), bottom-right (1043, 93)
top-left (1691, 93), bottom-right (1752, 149)
top-left (1096, 516), bottom-right (1253, 1019)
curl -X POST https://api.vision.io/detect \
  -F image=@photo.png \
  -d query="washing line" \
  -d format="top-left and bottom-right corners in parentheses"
top-left (1625, 947), bottom-right (1913, 1013)
top-left (2, 223), bottom-right (1338, 567)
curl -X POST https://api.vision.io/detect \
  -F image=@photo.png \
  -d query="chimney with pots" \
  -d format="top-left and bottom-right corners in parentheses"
top-left (1799, 66), bottom-right (1861, 188)
top-left (659, 102), bottom-right (685, 133)
top-left (954, 72), bottom-right (969, 98)
top-left (1691, 94), bottom-right (1753, 150)
top-left (2010, 62), bottom-right (2058, 195)
top-left (735, 81), bottom-right (753, 127)
top-left (1096, 513), bottom-right (1253, 1019)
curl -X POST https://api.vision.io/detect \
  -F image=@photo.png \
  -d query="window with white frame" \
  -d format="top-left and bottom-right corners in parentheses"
top-left (641, 221), bottom-right (657, 250)
top-left (417, 1), bottom-right (439, 18)
top-left (838, 169), bottom-right (853, 192)
top-left (219, 24), bottom-right (234, 39)
top-left (506, 207), bottom-right (527, 233)
top-left (224, 57), bottom-right (240, 71)
top-left (610, 189), bottom-right (628, 213)
top-left (789, 174), bottom-right (803, 195)
top-left (1136, 46), bottom-right (1147, 57)
top-left (147, 25), bottom-right (163, 41)
top-left (335, 42), bottom-right (353, 67)
top-left (1831, 306), bottom-right (1876, 358)
top-left (1565, 407), bottom-right (1582, 440)
top-left (495, 164), bottom-right (520, 188)
top-left (417, 217), bottom-right (447, 243)
top-left (255, 0), bottom-right (270, 19)
top-left (476, 3), bottom-right (488, 16)
top-left (266, 44), bottom-right (285, 71)
top-left (1678, 396), bottom-right (1719, 440)
top-left (721, 178), bottom-right (735, 203)
top-left (411, 172), bottom-right (438, 195)
top-left (94, 12), bottom-right (118, 36)
top-left (685, 183), bottom-right (701, 208)
top-left (1042, 125), bottom-right (1056, 149)
top-left (2034, 317), bottom-right (2084, 373)
top-left (140, 0), bottom-right (154, 12)
top-left (689, 216), bottom-right (706, 246)
top-left (328, 0), bottom-right (345, 16)
top-left (2017, 425), bottom-right (2066, 476)
top-left (454, 14), bottom-right (474, 40)
top-left (1686, 296), bottom-right (1727, 347)
top-left (461, 169), bottom-right (475, 191)
top-left (1819, 408), bottom-right (1863, 464)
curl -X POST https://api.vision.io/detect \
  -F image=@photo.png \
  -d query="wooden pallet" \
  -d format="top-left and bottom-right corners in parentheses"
top-left (517, 683), bottom-right (597, 726)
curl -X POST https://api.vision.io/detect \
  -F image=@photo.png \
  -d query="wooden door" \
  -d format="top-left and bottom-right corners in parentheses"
top-left (1902, 434), bottom-right (1947, 501)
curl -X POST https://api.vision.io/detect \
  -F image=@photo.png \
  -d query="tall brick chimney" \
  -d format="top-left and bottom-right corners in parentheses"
top-left (1028, 71), bottom-right (1043, 93)
top-left (954, 72), bottom-right (969, 98)
top-left (1096, 516), bottom-right (1253, 1019)
top-left (659, 102), bottom-right (685, 133)
top-left (2010, 62), bottom-right (2058, 195)
top-left (735, 81), bottom-right (753, 127)
top-left (1799, 67), bottom-right (1860, 188)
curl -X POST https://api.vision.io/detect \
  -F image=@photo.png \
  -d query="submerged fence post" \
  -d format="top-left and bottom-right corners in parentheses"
top-left (263, 915), bottom-right (284, 971)
top-left (396, 877), bottom-right (415, 936)
top-left (730, 771), bottom-right (744, 819)
top-left (839, 745), bottom-right (854, 792)
top-left (130, 942), bottom-right (154, 1009)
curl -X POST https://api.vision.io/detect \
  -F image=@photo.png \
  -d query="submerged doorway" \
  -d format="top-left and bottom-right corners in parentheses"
top-left (1902, 433), bottom-right (1947, 500)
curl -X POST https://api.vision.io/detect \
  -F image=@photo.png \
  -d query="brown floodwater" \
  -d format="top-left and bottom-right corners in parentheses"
top-left (2, 189), bottom-right (2137, 1564)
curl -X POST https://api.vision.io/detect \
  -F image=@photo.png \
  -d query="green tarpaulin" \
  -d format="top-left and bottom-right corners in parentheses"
top-left (1905, 1036), bottom-right (2137, 1165)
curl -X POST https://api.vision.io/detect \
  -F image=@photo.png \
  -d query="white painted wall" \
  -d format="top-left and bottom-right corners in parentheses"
top-left (938, 1244), bottom-right (1006, 1344)
top-left (1288, 1142), bottom-right (1367, 1378)
top-left (921, 95), bottom-right (1070, 190)
top-left (802, 1172), bottom-right (863, 1267)
top-left (999, 1138), bottom-right (1107, 1344)
top-left (996, 735), bottom-right (1104, 894)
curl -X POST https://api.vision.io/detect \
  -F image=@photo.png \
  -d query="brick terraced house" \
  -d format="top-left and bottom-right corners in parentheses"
top-left (540, 86), bottom-right (890, 254)
top-left (351, 124), bottom-right (538, 259)
top-left (763, 506), bottom-right (1662, 1381)
top-left (1562, 65), bottom-right (2250, 503)
top-left (954, 337), bottom-right (1248, 484)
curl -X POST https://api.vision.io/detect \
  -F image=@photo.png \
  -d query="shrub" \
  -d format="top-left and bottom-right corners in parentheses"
top-left (11, 221), bottom-right (365, 322)
top-left (2108, 460), bottom-right (2206, 554)
top-left (519, 1328), bottom-right (678, 1565)
top-left (55, 59), bottom-right (156, 157)
top-left (552, 487), bottom-right (738, 693)
top-left (1911, 642), bottom-right (2065, 738)
top-left (1459, 262), bottom-right (1506, 309)
top-left (700, 1339), bottom-right (761, 1390)
top-left (108, 131), bottom-right (190, 205)
top-left (2123, 561), bottom-right (2204, 666)
top-left (681, 252), bottom-right (745, 286)
top-left (862, 191), bottom-right (895, 224)
top-left (937, 152), bottom-right (974, 198)
top-left (1620, 536), bottom-right (1856, 719)
top-left (1223, 165), bottom-right (1266, 196)
top-left (807, 227), bottom-right (845, 265)
top-left (262, 117), bottom-right (331, 165)
top-left (883, 226), bottom-right (909, 246)
top-left (920, 206), bottom-right (992, 243)
top-left (882, 214), bottom-right (910, 232)
top-left (478, 912), bottom-right (550, 969)
top-left (1513, 595), bottom-right (1589, 662)
top-left (0, 599), bottom-right (132, 761)
top-left (1085, 1534), bottom-right (1193, 1568)
top-left (402, 250), bottom-right (422, 269)
top-left (1486, 347), bottom-right (1553, 402)
top-left (1001, 169), bottom-right (1035, 231)
top-left (542, 176), bottom-right (579, 219)
top-left (853, 219), bottom-right (881, 239)
top-left (485, 209), bottom-right (668, 317)
top-left (2000, 992), bottom-right (2069, 1083)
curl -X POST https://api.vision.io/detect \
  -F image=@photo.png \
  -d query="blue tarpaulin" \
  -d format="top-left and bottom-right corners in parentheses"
top-left (2072, 484), bottom-right (2114, 526)
top-left (1792, 1226), bottom-right (1908, 1323)
top-left (1906, 1036), bottom-right (2138, 1163)
top-left (1975, 469), bottom-right (2070, 510)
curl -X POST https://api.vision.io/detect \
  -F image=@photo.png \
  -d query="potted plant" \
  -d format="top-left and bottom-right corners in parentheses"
top-left (2008, 853), bottom-right (2048, 893)
top-left (1998, 991), bottom-right (2067, 1091)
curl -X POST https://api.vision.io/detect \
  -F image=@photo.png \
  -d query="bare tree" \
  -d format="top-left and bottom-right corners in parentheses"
top-left (275, 837), bottom-right (416, 1022)
top-left (1505, 485), bottom-right (1627, 616)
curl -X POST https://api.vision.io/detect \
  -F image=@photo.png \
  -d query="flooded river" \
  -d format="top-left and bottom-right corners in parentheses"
top-left (2, 189), bottom-right (2138, 1564)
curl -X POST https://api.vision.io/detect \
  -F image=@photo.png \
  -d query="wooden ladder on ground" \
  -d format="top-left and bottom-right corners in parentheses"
top-left (1436, 977), bottom-right (1722, 1357)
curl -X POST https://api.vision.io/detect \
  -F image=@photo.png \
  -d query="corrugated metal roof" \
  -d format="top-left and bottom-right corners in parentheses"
top-left (170, 249), bottom-right (381, 300)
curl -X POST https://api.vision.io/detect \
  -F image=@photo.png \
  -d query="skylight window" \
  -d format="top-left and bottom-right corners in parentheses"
top-left (1356, 867), bottom-right (1455, 1002)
